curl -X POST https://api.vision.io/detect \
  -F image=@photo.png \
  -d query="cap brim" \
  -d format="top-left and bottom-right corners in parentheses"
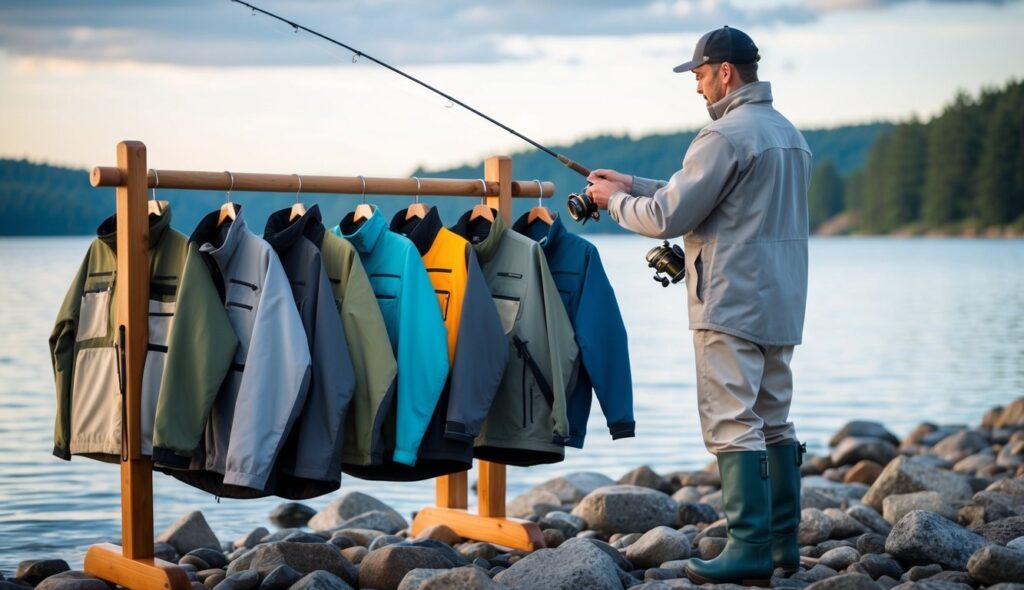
top-left (672, 59), bottom-right (704, 73)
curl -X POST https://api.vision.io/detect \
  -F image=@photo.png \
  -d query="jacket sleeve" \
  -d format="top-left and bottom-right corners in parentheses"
top-left (608, 130), bottom-right (739, 238)
top-left (223, 253), bottom-right (312, 490)
top-left (152, 244), bottom-right (238, 469)
top-left (576, 248), bottom-right (635, 440)
top-left (49, 249), bottom-right (90, 460)
top-left (536, 245), bottom-right (578, 444)
top-left (630, 176), bottom-right (668, 198)
top-left (444, 246), bottom-right (509, 442)
top-left (337, 247), bottom-right (397, 464)
top-left (392, 250), bottom-right (449, 466)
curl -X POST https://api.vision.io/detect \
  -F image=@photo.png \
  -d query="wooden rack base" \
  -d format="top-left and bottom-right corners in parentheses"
top-left (86, 141), bottom-right (553, 588)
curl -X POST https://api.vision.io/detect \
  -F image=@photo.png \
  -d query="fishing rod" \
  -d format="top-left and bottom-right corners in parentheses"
top-left (230, 0), bottom-right (592, 179)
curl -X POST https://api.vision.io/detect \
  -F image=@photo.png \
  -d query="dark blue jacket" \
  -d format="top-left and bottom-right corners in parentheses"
top-left (513, 214), bottom-right (635, 448)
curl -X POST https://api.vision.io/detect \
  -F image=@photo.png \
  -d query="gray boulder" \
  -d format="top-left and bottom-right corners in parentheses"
top-left (847, 505), bottom-right (892, 535)
top-left (678, 503), bottom-right (720, 526)
top-left (330, 510), bottom-right (408, 534)
top-left (287, 571), bottom-right (352, 590)
top-left (34, 571), bottom-right (108, 590)
top-left (698, 536), bottom-right (727, 560)
top-left (571, 485), bottom-right (678, 535)
top-left (818, 546), bottom-right (861, 571)
top-left (856, 533), bottom-right (888, 555)
top-left (396, 568), bottom-right (448, 590)
top-left (804, 573), bottom-right (879, 590)
top-left (832, 437), bottom-right (899, 468)
top-left (358, 545), bottom-right (454, 590)
top-left (830, 421), bottom-right (900, 447)
top-left (618, 465), bottom-right (672, 493)
top-left (952, 452), bottom-right (996, 474)
top-left (531, 472), bottom-right (616, 504)
top-left (257, 565), bottom-right (302, 590)
top-left (623, 526), bottom-right (691, 568)
top-left (419, 566), bottom-right (502, 589)
top-left (15, 560), bottom-right (70, 586)
top-left (824, 508), bottom-right (870, 538)
top-left (973, 515), bottom-right (1024, 544)
top-left (213, 570), bottom-right (259, 590)
top-left (493, 538), bottom-right (623, 590)
top-left (307, 491), bottom-right (408, 533)
top-left (858, 554), bottom-right (902, 580)
top-left (1008, 535), bottom-right (1024, 551)
top-left (226, 541), bottom-right (357, 586)
top-left (862, 456), bottom-right (973, 510)
top-left (799, 508), bottom-right (834, 545)
top-left (268, 502), bottom-right (316, 528)
top-left (884, 510), bottom-right (989, 570)
top-left (506, 488), bottom-right (562, 519)
top-left (539, 511), bottom-right (586, 538)
top-left (930, 430), bottom-right (990, 463)
top-left (794, 565), bottom-right (840, 583)
top-left (328, 528), bottom-right (383, 547)
top-left (966, 545), bottom-right (1024, 585)
top-left (234, 527), bottom-right (269, 550)
top-left (156, 511), bottom-right (221, 556)
top-left (882, 491), bottom-right (958, 524)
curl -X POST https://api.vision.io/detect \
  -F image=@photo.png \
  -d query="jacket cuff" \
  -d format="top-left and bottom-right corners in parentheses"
top-left (551, 435), bottom-right (571, 446)
top-left (443, 421), bottom-right (475, 443)
top-left (53, 445), bottom-right (71, 461)
top-left (152, 446), bottom-right (192, 470)
top-left (392, 449), bottom-right (418, 466)
top-left (630, 176), bottom-right (662, 198)
top-left (609, 421), bottom-right (636, 440)
top-left (224, 469), bottom-right (268, 491)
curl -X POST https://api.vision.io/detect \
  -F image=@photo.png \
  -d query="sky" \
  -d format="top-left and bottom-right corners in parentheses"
top-left (1, 0), bottom-right (1022, 177)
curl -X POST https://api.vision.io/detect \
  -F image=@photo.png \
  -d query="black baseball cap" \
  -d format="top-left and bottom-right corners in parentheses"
top-left (672, 26), bottom-right (760, 73)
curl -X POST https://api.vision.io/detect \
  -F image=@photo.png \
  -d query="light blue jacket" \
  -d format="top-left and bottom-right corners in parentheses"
top-left (332, 207), bottom-right (448, 466)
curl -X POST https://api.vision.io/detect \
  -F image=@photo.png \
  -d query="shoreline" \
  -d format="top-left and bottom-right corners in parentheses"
top-left (4, 398), bottom-right (1023, 590)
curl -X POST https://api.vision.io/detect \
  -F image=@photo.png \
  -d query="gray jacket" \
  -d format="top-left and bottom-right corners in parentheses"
top-left (264, 205), bottom-right (356, 499)
top-left (608, 81), bottom-right (811, 346)
top-left (180, 206), bottom-right (312, 496)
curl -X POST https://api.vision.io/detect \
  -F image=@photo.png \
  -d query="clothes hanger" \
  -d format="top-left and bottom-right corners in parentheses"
top-left (470, 178), bottom-right (494, 222)
top-left (405, 176), bottom-right (428, 220)
top-left (148, 169), bottom-right (163, 217)
top-left (353, 175), bottom-right (373, 223)
top-left (217, 171), bottom-right (237, 226)
top-left (527, 179), bottom-right (554, 225)
top-left (289, 173), bottom-right (306, 221)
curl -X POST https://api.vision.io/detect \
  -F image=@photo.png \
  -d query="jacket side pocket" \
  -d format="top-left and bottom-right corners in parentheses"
top-left (492, 295), bottom-right (521, 335)
top-left (688, 246), bottom-right (704, 305)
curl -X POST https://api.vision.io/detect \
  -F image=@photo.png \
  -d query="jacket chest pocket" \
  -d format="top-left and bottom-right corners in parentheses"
top-left (426, 270), bottom-right (454, 322)
top-left (77, 282), bottom-right (112, 342)
top-left (370, 273), bottom-right (401, 335)
top-left (492, 271), bottom-right (525, 335)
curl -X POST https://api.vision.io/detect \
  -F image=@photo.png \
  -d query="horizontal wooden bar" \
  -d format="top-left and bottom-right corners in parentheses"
top-left (412, 507), bottom-right (545, 552)
top-left (90, 167), bottom-right (554, 199)
top-left (85, 544), bottom-right (190, 590)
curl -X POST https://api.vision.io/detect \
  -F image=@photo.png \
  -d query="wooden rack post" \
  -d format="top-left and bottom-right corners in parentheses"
top-left (85, 142), bottom-right (553, 589)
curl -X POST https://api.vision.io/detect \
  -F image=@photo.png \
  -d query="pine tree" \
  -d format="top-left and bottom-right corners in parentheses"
top-left (879, 119), bottom-right (926, 231)
top-left (808, 159), bottom-right (844, 229)
top-left (975, 81), bottom-right (1024, 226)
top-left (922, 92), bottom-right (981, 226)
top-left (859, 131), bottom-right (893, 232)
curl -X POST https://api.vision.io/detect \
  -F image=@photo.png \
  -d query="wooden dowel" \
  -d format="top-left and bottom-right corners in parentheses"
top-left (90, 167), bottom-right (554, 199)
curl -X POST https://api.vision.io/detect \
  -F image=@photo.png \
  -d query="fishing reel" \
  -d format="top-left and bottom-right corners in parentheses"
top-left (646, 240), bottom-right (686, 287)
top-left (566, 186), bottom-right (600, 225)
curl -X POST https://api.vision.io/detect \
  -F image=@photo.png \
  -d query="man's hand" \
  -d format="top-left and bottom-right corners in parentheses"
top-left (586, 169), bottom-right (633, 210)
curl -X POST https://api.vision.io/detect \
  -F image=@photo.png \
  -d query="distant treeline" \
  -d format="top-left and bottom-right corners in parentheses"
top-left (809, 79), bottom-right (1024, 234)
top-left (4, 80), bottom-right (1020, 236)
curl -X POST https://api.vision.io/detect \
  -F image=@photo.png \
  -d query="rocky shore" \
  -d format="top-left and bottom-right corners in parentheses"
top-left (5, 398), bottom-right (1024, 590)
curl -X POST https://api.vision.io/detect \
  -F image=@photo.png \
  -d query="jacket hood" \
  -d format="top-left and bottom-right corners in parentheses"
top-left (264, 204), bottom-right (326, 253)
top-left (512, 211), bottom-right (567, 252)
top-left (191, 204), bottom-right (247, 268)
top-left (450, 208), bottom-right (506, 263)
top-left (96, 200), bottom-right (173, 251)
top-left (708, 80), bottom-right (772, 121)
top-left (334, 205), bottom-right (387, 255)
top-left (389, 206), bottom-right (443, 256)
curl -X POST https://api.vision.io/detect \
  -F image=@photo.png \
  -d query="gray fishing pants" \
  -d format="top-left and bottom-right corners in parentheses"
top-left (693, 329), bottom-right (797, 454)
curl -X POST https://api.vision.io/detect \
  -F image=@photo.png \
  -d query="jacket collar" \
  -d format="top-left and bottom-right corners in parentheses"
top-left (450, 208), bottom-right (505, 263)
top-left (191, 204), bottom-right (247, 267)
top-left (264, 204), bottom-right (326, 253)
top-left (335, 205), bottom-right (387, 255)
top-left (512, 211), bottom-right (566, 252)
top-left (96, 200), bottom-right (173, 252)
top-left (389, 206), bottom-right (443, 256)
top-left (708, 80), bottom-right (773, 121)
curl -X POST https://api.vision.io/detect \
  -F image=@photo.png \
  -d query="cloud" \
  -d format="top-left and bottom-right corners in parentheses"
top-left (0, 0), bottom-right (1016, 67)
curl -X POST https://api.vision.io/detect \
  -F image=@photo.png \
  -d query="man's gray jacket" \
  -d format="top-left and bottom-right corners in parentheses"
top-left (608, 81), bottom-right (811, 346)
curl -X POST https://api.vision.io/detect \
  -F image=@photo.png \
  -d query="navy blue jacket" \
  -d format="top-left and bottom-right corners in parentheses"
top-left (513, 214), bottom-right (635, 448)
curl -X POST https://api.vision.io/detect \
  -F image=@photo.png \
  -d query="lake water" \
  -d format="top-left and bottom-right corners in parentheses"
top-left (1, 235), bottom-right (1022, 572)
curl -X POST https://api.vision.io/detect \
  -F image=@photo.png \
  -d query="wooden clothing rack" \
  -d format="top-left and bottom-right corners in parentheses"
top-left (86, 140), bottom-right (553, 590)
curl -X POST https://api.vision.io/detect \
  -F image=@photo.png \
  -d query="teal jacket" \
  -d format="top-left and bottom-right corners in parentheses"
top-left (332, 207), bottom-right (448, 466)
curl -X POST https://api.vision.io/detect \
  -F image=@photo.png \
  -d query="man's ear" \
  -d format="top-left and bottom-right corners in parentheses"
top-left (720, 62), bottom-right (732, 85)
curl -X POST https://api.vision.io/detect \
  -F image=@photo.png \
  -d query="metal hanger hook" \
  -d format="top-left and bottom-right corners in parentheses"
top-left (151, 169), bottom-right (160, 201)
top-left (479, 179), bottom-right (487, 206)
top-left (533, 179), bottom-right (543, 207)
top-left (293, 174), bottom-right (302, 203)
top-left (224, 171), bottom-right (235, 203)
top-left (358, 175), bottom-right (367, 204)
top-left (413, 176), bottom-right (420, 204)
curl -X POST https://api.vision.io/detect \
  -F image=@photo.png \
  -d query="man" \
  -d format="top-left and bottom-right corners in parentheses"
top-left (586, 26), bottom-right (811, 586)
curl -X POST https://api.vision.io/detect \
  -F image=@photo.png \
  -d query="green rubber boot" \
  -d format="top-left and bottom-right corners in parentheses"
top-left (685, 450), bottom-right (774, 587)
top-left (768, 441), bottom-right (805, 574)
